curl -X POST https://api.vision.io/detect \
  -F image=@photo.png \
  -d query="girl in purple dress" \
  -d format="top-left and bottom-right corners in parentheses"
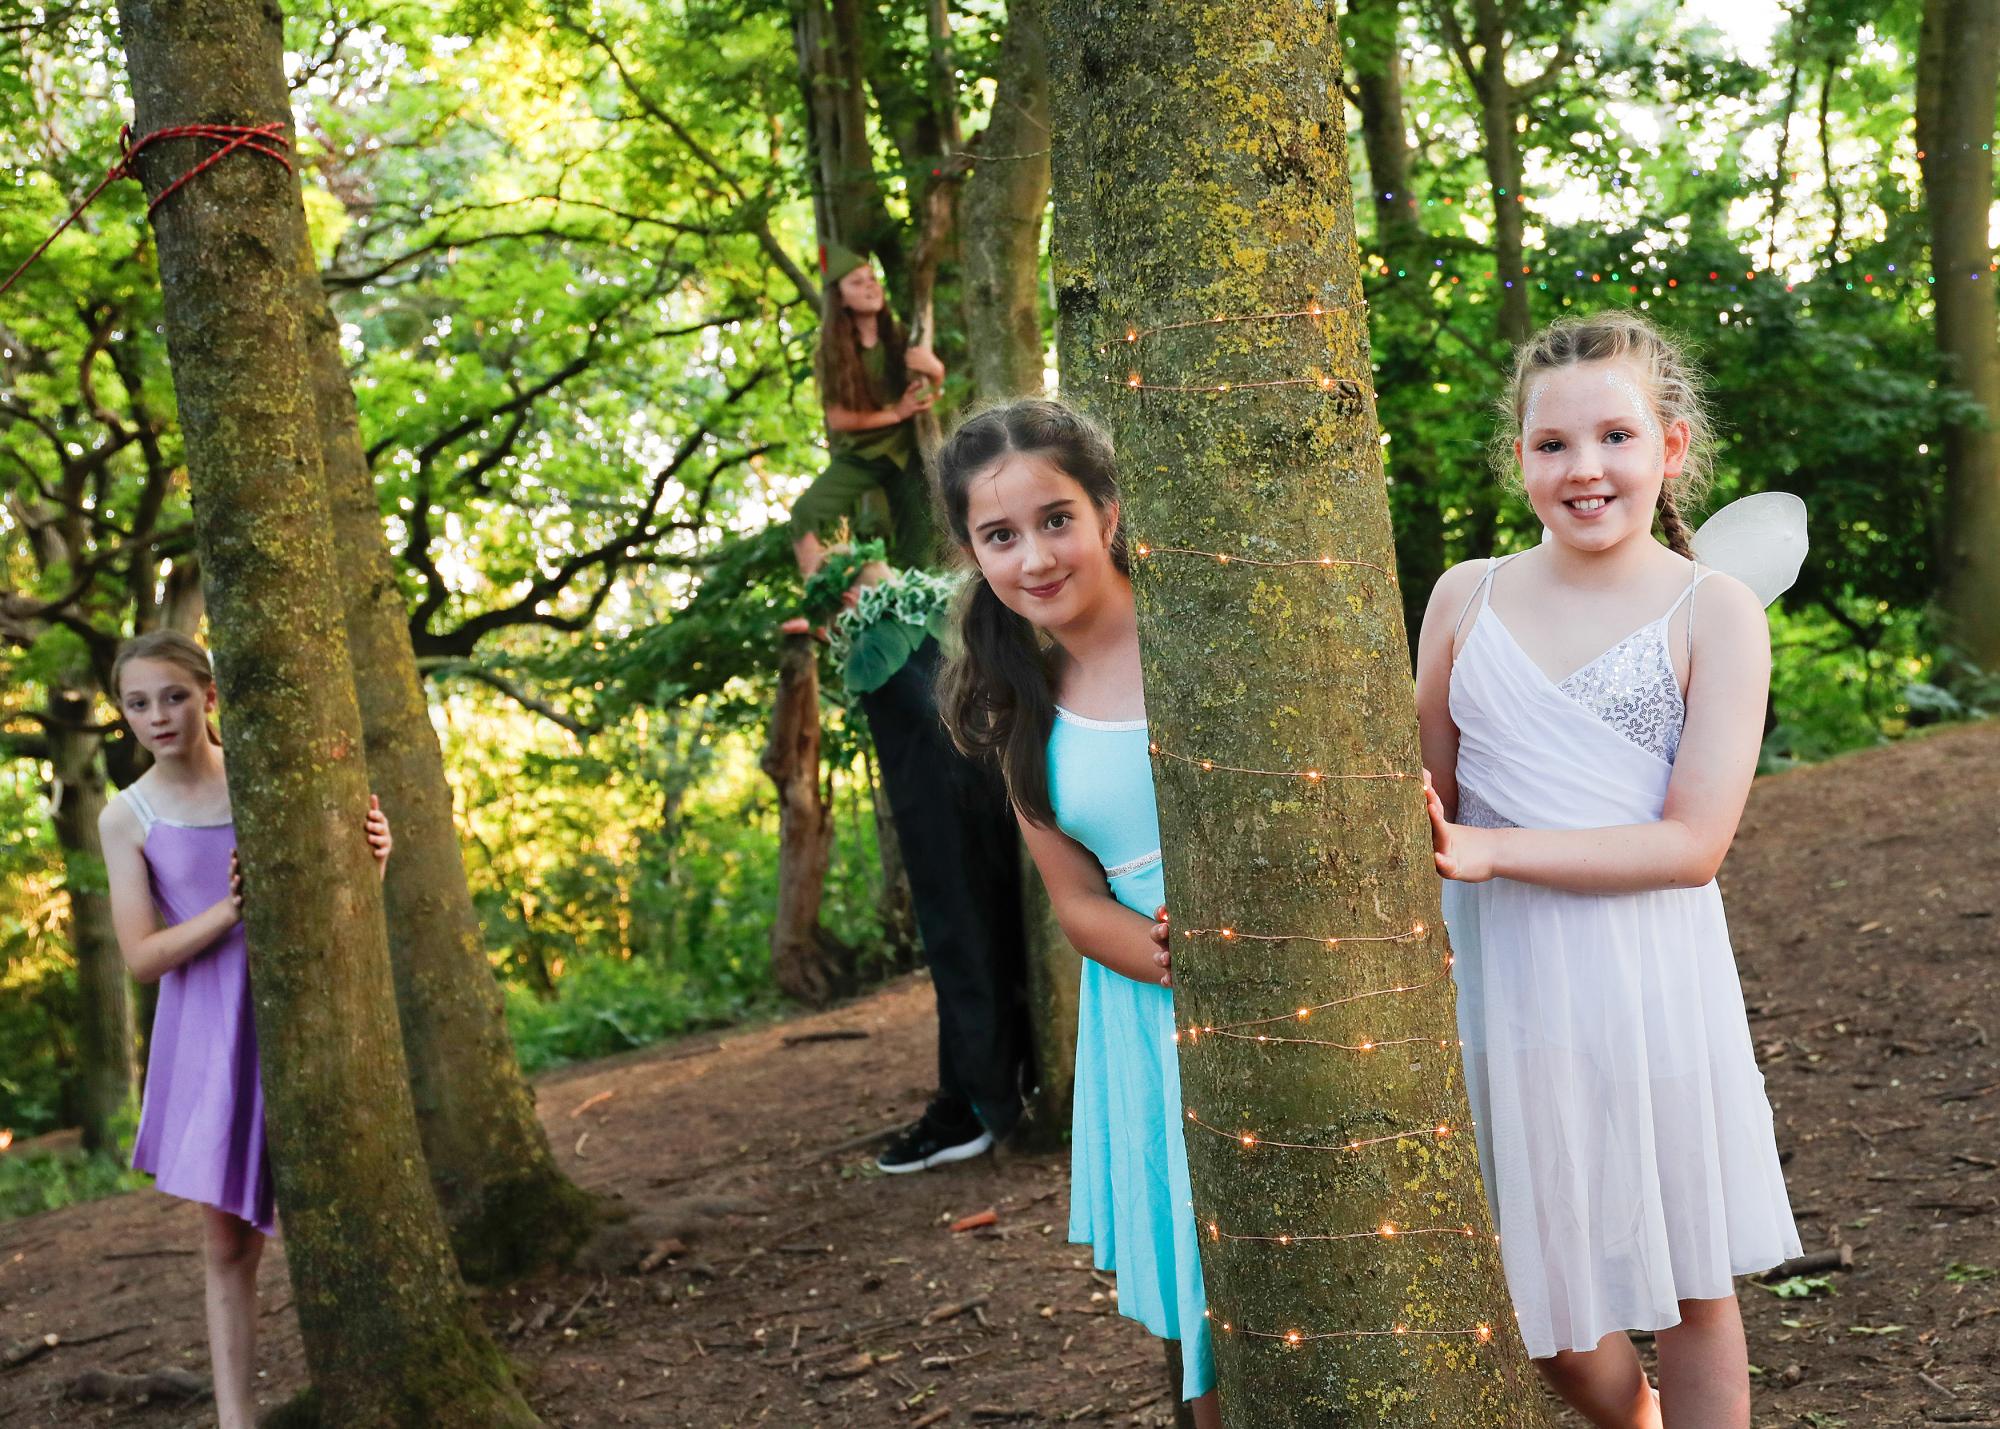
top-left (99, 630), bottom-right (391, 1428)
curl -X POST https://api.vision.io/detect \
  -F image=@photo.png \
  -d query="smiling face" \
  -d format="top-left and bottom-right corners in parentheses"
top-left (1516, 358), bottom-right (1690, 554)
top-left (834, 262), bottom-right (885, 317)
top-left (116, 657), bottom-right (216, 760)
top-left (962, 452), bottom-right (1122, 634)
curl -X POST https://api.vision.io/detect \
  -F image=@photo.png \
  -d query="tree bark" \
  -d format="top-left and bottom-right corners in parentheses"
top-left (303, 247), bottom-right (596, 1284)
top-left (1917, 0), bottom-right (2000, 670)
top-left (796, 0), bottom-right (897, 266)
top-left (114, 0), bottom-right (537, 1420)
top-left (1047, 3), bottom-right (1551, 1420)
top-left (961, 0), bottom-right (1052, 402)
top-left (761, 633), bottom-right (849, 1004)
top-left (48, 675), bottom-right (135, 1154)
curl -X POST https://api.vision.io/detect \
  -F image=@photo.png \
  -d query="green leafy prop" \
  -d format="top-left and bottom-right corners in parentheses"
top-left (828, 566), bottom-right (963, 695)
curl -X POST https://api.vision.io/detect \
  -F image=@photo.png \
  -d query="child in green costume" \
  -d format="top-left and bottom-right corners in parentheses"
top-left (787, 243), bottom-right (1032, 1173)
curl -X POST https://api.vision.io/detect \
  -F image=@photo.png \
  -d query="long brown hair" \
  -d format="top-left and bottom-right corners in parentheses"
top-left (935, 400), bottom-right (1128, 827)
top-left (813, 276), bottom-right (910, 414)
top-left (1492, 311), bottom-right (1717, 557)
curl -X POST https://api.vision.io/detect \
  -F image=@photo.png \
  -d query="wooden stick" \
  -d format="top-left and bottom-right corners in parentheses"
top-left (1760, 1245), bottom-right (1854, 1278)
top-left (781, 1030), bottom-right (871, 1046)
top-left (567, 1089), bottom-right (615, 1118)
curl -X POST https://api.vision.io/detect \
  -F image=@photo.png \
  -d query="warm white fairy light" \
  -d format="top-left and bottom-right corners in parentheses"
top-left (1092, 299), bottom-right (1364, 356)
top-left (1180, 921), bottom-right (1426, 948)
top-left (1113, 372), bottom-right (1368, 399)
top-left (1133, 543), bottom-right (1397, 582)
top-left (1146, 740), bottom-right (1415, 785)
top-left (1185, 1113), bottom-right (1456, 1154)
top-left (1205, 1220), bottom-right (1479, 1247)
top-left (1199, 1313), bottom-right (1495, 1347)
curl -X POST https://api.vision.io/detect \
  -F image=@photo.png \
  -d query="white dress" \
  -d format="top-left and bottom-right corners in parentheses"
top-left (1441, 555), bottom-right (1800, 1359)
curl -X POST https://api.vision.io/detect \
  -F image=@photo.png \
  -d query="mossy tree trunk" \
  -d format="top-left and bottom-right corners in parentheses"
top-left (960, 0), bottom-right (1051, 402)
top-left (1047, 4), bottom-right (1551, 1422)
top-left (1917, 0), bottom-right (2000, 671)
top-left (114, 0), bottom-right (537, 1420)
top-left (302, 263), bottom-right (596, 1284)
top-left (48, 674), bottom-right (135, 1153)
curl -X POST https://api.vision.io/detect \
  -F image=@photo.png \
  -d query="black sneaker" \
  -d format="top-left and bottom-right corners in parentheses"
top-left (875, 1100), bottom-right (994, 1174)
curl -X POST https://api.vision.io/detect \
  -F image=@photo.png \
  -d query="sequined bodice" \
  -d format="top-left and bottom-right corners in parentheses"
top-left (1457, 605), bottom-right (1691, 831)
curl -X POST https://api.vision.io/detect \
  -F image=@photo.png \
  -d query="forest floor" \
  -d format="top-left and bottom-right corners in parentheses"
top-left (0, 721), bottom-right (1995, 1428)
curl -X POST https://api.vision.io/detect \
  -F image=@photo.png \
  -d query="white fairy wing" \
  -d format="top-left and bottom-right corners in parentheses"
top-left (1690, 492), bottom-right (1809, 607)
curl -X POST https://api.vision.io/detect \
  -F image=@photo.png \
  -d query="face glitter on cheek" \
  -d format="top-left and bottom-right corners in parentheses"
top-left (1602, 369), bottom-right (1662, 445)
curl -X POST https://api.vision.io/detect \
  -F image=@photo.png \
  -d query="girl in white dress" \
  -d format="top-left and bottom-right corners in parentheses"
top-left (1414, 313), bottom-right (1799, 1429)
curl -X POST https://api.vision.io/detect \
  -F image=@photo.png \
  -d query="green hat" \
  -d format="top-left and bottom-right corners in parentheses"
top-left (821, 239), bottom-right (870, 283)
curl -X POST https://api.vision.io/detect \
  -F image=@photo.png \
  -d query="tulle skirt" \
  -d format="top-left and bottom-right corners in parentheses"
top-left (1443, 876), bottom-right (1799, 1357)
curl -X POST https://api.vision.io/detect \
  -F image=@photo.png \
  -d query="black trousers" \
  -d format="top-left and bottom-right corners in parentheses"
top-left (858, 636), bottom-right (1030, 1133)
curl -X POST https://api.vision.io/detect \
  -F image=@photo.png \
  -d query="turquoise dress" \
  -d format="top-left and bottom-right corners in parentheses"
top-left (1047, 705), bottom-right (1215, 1400)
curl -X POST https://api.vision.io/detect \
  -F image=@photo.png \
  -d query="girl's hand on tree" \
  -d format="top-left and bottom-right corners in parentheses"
top-left (366, 794), bottom-right (393, 880)
top-left (1151, 905), bottom-right (1173, 987)
top-left (228, 849), bottom-right (245, 918)
top-left (893, 378), bottom-right (937, 420)
top-left (1423, 770), bottom-right (1493, 883)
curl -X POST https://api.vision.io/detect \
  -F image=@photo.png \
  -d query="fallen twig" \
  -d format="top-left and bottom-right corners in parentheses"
top-left (781, 1030), bottom-right (871, 1046)
top-left (568, 1089), bottom-right (615, 1118)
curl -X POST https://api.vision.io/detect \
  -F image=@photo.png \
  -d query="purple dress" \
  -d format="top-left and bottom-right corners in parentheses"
top-left (123, 784), bottom-right (274, 1235)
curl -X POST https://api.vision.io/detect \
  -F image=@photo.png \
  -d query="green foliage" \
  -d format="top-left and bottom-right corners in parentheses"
top-left (1759, 1274), bottom-right (1836, 1299)
top-left (0, 1144), bottom-right (148, 1222)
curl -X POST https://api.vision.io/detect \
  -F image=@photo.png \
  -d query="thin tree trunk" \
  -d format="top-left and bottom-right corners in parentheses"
top-left (114, 0), bottom-right (536, 1419)
top-left (1047, 3), bottom-right (1551, 1420)
top-left (1917, 0), bottom-right (2000, 670)
top-left (304, 260), bottom-right (596, 1284)
top-left (1345, 0), bottom-right (1422, 258)
top-left (1818, 58), bottom-right (1844, 256)
top-left (762, 633), bottom-right (849, 1004)
top-left (796, 0), bottom-right (896, 265)
top-left (1015, 871), bottom-right (1081, 1151)
top-left (1479, 53), bottom-right (1529, 344)
top-left (866, 746), bottom-right (922, 966)
top-left (961, 0), bottom-right (1051, 401)
top-left (48, 676), bottom-right (134, 1154)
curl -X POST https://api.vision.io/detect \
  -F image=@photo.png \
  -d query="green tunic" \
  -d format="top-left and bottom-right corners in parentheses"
top-left (791, 341), bottom-right (936, 569)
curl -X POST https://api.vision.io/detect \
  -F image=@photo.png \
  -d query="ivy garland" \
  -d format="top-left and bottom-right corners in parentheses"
top-left (828, 566), bottom-right (964, 695)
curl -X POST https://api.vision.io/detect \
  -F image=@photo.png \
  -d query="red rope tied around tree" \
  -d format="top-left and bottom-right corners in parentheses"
top-left (0, 121), bottom-right (293, 300)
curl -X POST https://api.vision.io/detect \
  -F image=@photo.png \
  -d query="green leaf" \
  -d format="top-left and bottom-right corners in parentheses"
top-left (844, 619), bottom-right (919, 695)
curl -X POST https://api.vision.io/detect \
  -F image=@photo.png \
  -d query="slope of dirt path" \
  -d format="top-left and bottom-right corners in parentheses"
top-left (0, 722), bottom-right (1993, 1427)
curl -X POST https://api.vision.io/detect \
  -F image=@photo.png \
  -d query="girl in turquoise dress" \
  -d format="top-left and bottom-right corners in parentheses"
top-left (934, 399), bottom-right (1218, 1422)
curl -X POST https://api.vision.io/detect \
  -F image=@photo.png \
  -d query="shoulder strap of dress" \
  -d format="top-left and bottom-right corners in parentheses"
top-left (121, 783), bottom-right (158, 833)
top-left (1661, 562), bottom-right (1714, 666)
top-left (1452, 556), bottom-right (1511, 641)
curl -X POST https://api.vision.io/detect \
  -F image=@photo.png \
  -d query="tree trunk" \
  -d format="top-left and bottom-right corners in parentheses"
top-left (960, 0), bottom-right (1052, 402)
top-left (866, 748), bottom-right (922, 967)
top-left (304, 255), bottom-right (596, 1284)
top-left (1917, 0), bottom-right (2000, 670)
top-left (1046, 3), bottom-right (1551, 1421)
top-left (1015, 872), bottom-right (1081, 1151)
top-left (48, 676), bottom-right (135, 1154)
top-left (761, 633), bottom-right (849, 1004)
top-left (1344, 0), bottom-right (1422, 259)
top-left (114, 1), bottom-right (537, 1420)
top-left (796, 0), bottom-right (896, 265)
top-left (1477, 51), bottom-right (1530, 344)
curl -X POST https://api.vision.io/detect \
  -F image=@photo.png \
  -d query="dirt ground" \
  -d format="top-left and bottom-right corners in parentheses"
top-left (1, 721), bottom-right (1995, 1428)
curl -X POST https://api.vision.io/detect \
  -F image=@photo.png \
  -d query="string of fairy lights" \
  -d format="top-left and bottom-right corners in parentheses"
top-left (1108, 302), bottom-right (1502, 1356)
